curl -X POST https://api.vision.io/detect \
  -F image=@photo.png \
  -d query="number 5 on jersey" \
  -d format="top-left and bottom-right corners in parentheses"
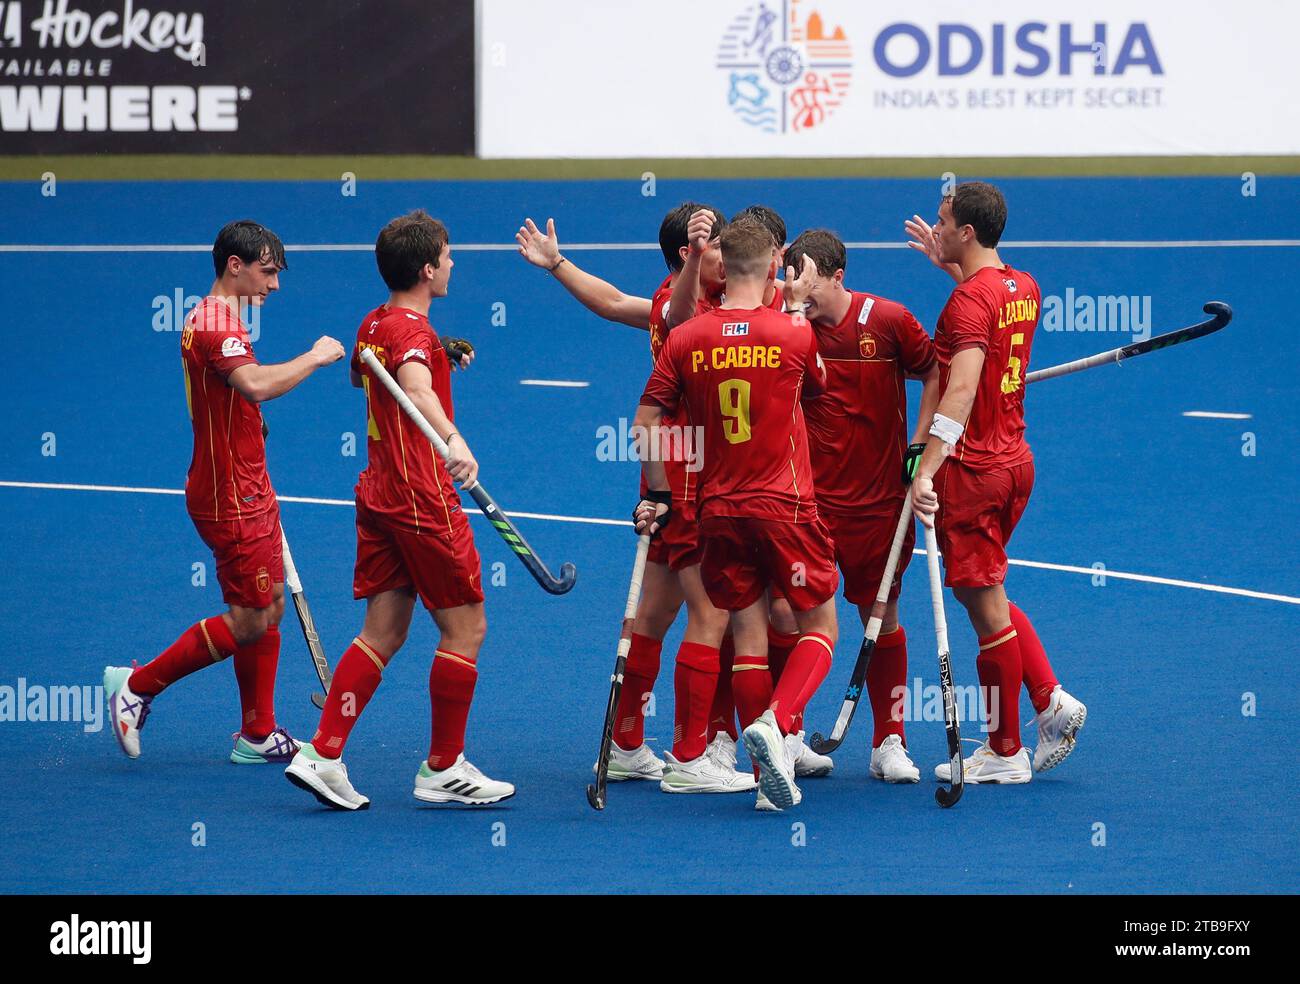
top-left (1001, 332), bottom-right (1026, 394)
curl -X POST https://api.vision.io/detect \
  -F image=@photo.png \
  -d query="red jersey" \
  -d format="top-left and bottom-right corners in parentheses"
top-left (935, 265), bottom-right (1040, 471)
top-left (181, 296), bottom-right (274, 522)
top-left (641, 306), bottom-right (826, 524)
top-left (647, 275), bottom-right (705, 504)
top-left (352, 304), bottom-right (461, 534)
top-left (804, 291), bottom-right (936, 515)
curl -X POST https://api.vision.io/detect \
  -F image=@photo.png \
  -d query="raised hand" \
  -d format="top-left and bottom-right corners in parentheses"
top-left (686, 209), bottom-right (715, 254)
top-left (783, 254), bottom-right (817, 309)
top-left (905, 214), bottom-right (963, 282)
top-left (516, 217), bottom-right (562, 269)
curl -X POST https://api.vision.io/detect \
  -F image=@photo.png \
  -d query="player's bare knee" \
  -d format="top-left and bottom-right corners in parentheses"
top-left (226, 607), bottom-right (270, 647)
top-left (769, 599), bottom-right (799, 636)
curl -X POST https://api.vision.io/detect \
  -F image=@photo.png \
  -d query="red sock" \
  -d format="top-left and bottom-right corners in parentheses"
top-left (1009, 603), bottom-right (1059, 713)
top-left (707, 634), bottom-right (738, 741)
top-left (731, 656), bottom-right (773, 730)
top-left (767, 626), bottom-right (801, 730)
top-left (770, 633), bottom-right (834, 735)
top-left (767, 625), bottom-right (799, 683)
top-left (867, 626), bottom-right (908, 747)
top-left (232, 623), bottom-right (280, 739)
top-left (732, 655), bottom-right (773, 779)
top-left (614, 633), bottom-right (662, 750)
top-left (312, 638), bottom-right (388, 758)
top-left (977, 625), bottom-right (1023, 756)
top-left (672, 641), bottom-right (719, 761)
top-left (428, 649), bottom-right (478, 770)
top-left (129, 616), bottom-right (237, 696)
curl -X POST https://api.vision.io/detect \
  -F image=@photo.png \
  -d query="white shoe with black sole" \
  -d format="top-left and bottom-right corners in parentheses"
top-left (285, 746), bottom-right (370, 811)
top-left (414, 753), bottom-right (516, 805)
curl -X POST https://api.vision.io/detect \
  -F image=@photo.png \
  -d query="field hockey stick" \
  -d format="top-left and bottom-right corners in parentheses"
top-left (922, 520), bottom-right (963, 808)
top-left (359, 349), bottom-right (577, 595)
top-left (281, 528), bottom-right (332, 709)
top-left (809, 496), bottom-right (914, 755)
top-left (1026, 301), bottom-right (1231, 384)
top-left (587, 533), bottom-right (652, 811)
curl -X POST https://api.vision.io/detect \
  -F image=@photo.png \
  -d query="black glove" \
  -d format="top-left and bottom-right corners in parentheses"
top-left (902, 442), bottom-right (926, 485)
top-left (443, 336), bottom-right (475, 370)
top-left (634, 490), bottom-right (673, 538)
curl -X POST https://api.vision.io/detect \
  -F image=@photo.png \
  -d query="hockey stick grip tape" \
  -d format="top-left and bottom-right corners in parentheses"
top-left (922, 523), bottom-right (951, 656)
top-left (280, 528), bottom-right (304, 595)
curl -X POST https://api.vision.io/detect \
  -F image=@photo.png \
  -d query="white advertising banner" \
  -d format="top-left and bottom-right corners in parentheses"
top-left (478, 0), bottom-right (1299, 157)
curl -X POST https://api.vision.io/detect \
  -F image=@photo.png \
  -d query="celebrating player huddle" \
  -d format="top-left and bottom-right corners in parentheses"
top-left (104, 179), bottom-right (1086, 814)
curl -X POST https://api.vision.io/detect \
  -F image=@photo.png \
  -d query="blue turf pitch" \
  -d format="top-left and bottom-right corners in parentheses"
top-left (0, 176), bottom-right (1296, 893)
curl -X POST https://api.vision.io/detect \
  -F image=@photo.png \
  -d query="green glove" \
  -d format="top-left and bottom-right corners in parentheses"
top-left (902, 442), bottom-right (926, 485)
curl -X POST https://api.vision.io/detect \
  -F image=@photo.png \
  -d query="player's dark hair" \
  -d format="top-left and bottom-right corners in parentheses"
top-left (720, 217), bottom-right (776, 281)
top-left (212, 220), bottom-right (286, 278)
top-left (947, 181), bottom-right (1007, 248)
top-left (732, 204), bottom-right (786, 250)
top-left (375, 210), bottom-right (450, 291)
top-left (658, 201), bottom-right (726, 272)
top-left (784, 228), bottom-right (847, 278)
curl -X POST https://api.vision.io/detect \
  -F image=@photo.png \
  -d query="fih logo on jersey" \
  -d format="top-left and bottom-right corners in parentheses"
top-left (1003, 278), bottom-right (1018, 293)
top-left (721, 322), bottom-right (751, 336)
top-left (717, 1), bottom-right (852, 134)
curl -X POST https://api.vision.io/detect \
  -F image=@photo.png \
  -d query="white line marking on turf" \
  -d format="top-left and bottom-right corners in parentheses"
top-left (2, 239), bottom-right (1298, 254)
top-left (2, 479), bottom-right (1295, 605)
top-left (520, 379), bottom-right (590, 388)
top-left (1182, 411), bottom-right (1253, 420)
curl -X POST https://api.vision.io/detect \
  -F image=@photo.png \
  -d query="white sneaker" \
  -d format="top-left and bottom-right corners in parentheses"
top-left (414, 753), bottom-right (515, 805)
top-left (285, 746), bottom-right (370, 811)
top-left (705, 731), bottom-right (740, 772)
top-left (787, 730), bottom-right (833, 778)
top-left (598, 742), bottom-right (665, 782)
top-left (659, 750), bottom-right (757, 793)
top-left (104, 666), bottom-right (151, 759)
top-left (870, 734), bottom-right (920, 783)
top-left (756, 784), bottom-right (802, 812)
top-left (1032, 686), bottom-right (1087, 773)
top-left (742, 710), bottom-right (801, 810)
top-left (934, 741), bottom-right (1032, 784)
top-left (230, 726), bottom-right (302, 765)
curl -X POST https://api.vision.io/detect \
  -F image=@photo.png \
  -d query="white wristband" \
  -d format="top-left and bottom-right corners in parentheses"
top-left (929, 413), bottom-right (964, 446)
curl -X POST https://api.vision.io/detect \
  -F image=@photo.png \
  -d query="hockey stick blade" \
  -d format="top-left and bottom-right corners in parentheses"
top-left (1026, 301), bottom-right (1232, 384)
top-left (809, 636), bottom-right (875, 755)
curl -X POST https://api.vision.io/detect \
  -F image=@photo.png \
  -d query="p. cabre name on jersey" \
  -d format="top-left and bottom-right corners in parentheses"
top-left (690, 344), bottom-right (783, 372)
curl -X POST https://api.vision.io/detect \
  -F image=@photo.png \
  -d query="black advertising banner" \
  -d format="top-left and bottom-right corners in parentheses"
top-left (0, 0), bottom-right (474, 153)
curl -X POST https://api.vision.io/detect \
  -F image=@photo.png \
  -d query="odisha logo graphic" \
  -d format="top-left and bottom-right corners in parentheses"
top-left (717, 0), bottom-right (851, 134)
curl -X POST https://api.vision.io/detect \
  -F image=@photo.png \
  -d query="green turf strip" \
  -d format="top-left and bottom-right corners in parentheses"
top-left (1, 155), bottom-right (1298, 181)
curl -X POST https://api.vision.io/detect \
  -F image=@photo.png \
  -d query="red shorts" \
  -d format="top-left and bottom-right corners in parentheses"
top-left (192, 505), bottom-right (284, 610)
top-left (824, 503), bottom-right (915, 607)
top-left (646, 499), bottom-right (702, 571)
top-left (699, 515), bottom-right (839, 612)
top-left (353, 501), bottom-right (484, 610)
top-left (935, 459), bottom-right (1034, 588)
